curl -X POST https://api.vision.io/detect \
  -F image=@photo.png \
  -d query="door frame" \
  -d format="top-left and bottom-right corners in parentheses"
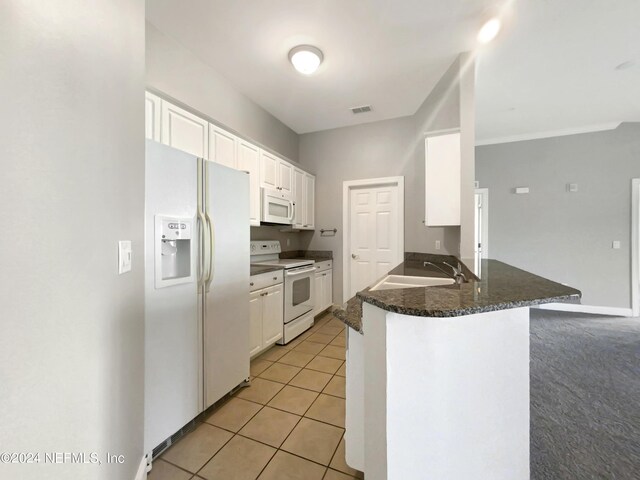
top-left (343, 176), bottom-right (405, 302)
top-left (475, 188), bottom-right (489, 259)
top-left (632, 178), bottom-right (640, 317)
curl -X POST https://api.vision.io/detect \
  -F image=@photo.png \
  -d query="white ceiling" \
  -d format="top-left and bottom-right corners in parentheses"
top-left (147, 0), bottom-right (640, 140)
top-left (146, 0), bottom-right (500, 134)
top-left (476, 0), bottom-right (640, 144)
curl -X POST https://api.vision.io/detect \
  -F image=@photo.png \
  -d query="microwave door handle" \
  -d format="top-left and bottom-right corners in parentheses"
top-left (285, 266), bottom-right (316, 276)
top-left (288, 200), bottom-right (294, 222)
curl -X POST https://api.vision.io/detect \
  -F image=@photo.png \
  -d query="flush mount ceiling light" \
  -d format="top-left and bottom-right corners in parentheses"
top-left (477, 18), bottom-right (501, 44)
top-left (288, 45), bottom-right (323, 75)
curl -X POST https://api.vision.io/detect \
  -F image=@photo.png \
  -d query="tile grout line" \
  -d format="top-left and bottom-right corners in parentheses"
top-left (160, 314), bottom-right (345, 480)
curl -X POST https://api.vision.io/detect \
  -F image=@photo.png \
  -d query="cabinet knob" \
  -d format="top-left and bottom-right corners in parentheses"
top-left (273, 277), bottom-right (277, 280)
top-left (250, 282), bottom-right (254, 286)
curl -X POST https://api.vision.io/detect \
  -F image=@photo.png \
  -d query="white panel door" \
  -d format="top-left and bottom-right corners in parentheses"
top-left (249, 291), bottom-right (263, 357)
top-left (293, 168), bottom-right (305, 228)
top-left (262, 284), bottom-right (283, 345)
top-left (238, 140), bottom-right (261, 226)
top-left (349, 185), bottom-right (400, 297)
top-left (260, 150), bottom-right (278, 189)
top-left (209, 124), bottom-right (237, 169)
top-left (304, 173), bottom-right (315, 229)
top-left (278, 160), bottom-right (293, 194)
top-left (161, 102), bottom-right (208, 158)
top-left (145, 92), bottom-right (161, 141)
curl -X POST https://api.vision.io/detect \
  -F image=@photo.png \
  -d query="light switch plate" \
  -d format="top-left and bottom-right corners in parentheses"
top-left (514, 187), bottom-right (530, 194)
top-left (119, 240), bottom-right (132, 274)
top-left (435, 240), bottom-right (441, 250)
top-left (567, 183), bottom-right (578, 193)
top-left (612, 240), bottom-right (621, 250)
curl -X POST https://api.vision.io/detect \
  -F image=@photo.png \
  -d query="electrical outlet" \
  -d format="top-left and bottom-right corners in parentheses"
top-left (612, 240), bottom-right (621, 249)
top-left (286, 238), bottom-right (291, 247)
top-left (435, 240), bottom-right (441, 250)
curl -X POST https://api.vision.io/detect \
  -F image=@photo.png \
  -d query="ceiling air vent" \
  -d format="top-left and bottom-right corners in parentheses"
top-left (350, 105), bottom-right (372, 114)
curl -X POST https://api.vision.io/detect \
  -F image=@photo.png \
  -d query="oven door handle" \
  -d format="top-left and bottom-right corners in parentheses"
top-left (285, 266), bottom-right (316, 276)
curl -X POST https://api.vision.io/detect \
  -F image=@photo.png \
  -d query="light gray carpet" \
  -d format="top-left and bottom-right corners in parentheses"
top-left (530, 309), bottom-right (640, 479)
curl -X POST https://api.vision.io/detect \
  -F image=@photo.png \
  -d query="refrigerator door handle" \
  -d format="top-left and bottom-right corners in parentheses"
top-left (197, 209), bottom-right (207, 287)
top-left (204, 210), bottom-right (215, 292)
top-left (197, 157), bottom-right (209, 287)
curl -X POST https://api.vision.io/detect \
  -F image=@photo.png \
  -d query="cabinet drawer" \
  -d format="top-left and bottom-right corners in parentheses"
top-left (314, 260), bottom-right (332, 273)
top-left (250, 269), bottom-right (283, 292)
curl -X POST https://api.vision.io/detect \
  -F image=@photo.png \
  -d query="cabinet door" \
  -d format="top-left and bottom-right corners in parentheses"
top-left (161, 101), bottom-right (208, 158)
top-left (262, 284), bottom-right (283, 346)
top-left (278, 160), bottom-right (293, 195)
top-left (425, 132), bottom-right (461, 226)
top-left (145, 92), bottom-right (161, 141)
top-left (314, 273), bottom-right (323, 316)
top-left (209, 124), bottom-right (237, 169)
top-left (238, 140), bottom-right (261, 226)
top-left (260, 150), bottom-right (278, 189)
top-left (324, 270), bottom-right (333, 311)
top-left (304, 173), bottom-right (315, 229)
top-left (293, 168), bottom-right (305, 228)
top-left (249, 291), bottom-right (263, 357)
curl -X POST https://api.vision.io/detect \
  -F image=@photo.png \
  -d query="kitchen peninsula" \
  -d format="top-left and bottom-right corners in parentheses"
top-left (335, 253), bottom-right (581, 480)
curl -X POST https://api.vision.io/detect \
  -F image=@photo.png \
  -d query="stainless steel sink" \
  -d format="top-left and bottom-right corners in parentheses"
top-left (370, 274), bottom-right (455, 291)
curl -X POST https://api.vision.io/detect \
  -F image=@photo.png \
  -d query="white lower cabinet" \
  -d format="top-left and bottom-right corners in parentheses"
top-left (314, 261), bottom-right (333, 315)
top-left (249, 280), bottom-right (283, 358)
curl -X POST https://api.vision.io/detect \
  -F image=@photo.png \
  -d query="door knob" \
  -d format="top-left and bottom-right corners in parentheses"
top-left (351, 254), bottom-right (359, 259)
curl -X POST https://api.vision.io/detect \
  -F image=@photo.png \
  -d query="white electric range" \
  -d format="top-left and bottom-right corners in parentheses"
top-left (250, 241), bottom-right (316, 343)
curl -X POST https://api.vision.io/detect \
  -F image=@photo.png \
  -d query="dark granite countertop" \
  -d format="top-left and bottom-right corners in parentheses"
top-left (250, 265), bottom-right (284, 276)
top-left (335, 254), bottom-right (581, 334)
top-left (280, 250), bottom-right (333, 262)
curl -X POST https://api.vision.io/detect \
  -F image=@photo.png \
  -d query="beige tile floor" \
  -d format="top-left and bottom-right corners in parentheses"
top-left (149, 312), bottom-right (364, 480)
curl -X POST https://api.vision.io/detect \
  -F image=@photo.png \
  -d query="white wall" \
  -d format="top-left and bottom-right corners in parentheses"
top-left (146, 22), bottom-right (300, 161)
top-left (476, 123), bottom-right (640, 309)
top-left (299, 55), bottom-right (476, 304)
top-left (0, 2), bottom-right (145, 479)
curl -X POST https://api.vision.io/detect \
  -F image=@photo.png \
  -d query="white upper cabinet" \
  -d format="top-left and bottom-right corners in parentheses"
top-left (237, 140), bottom-right (261, 226)
top-left (161, 102), bottom-right (209, 159)
top-left (425, 131), bottom-right (461, 226)
top-left (145, 92), bottom-right (161, 141)
top-left (303, 173), bottom-right (315, 229)
top-left (209, 124), bottom-right (237, 169)
top-left (148, 92), bottom-right (315, 229)
top-left (260, 150), bottom-right (295, 195)
top-left (293, 168), bottom-right (305, 228)
top-left (278, 160), bottom-right (293, 195)
top-left (260, 150), bottom-right (279, 190)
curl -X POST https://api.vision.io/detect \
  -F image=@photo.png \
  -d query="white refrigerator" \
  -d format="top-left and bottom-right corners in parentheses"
top-left (144, 140), bottom-right (250, 454)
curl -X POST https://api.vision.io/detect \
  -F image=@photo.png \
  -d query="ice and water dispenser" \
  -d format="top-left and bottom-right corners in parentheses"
top-left (155, 216), bottom-right (194, 288)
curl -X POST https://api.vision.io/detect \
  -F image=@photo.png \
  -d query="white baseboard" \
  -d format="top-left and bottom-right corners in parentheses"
top-left (134, 455), bottom-right (147, 480)
top-left (536, 303), bottom-right (634, 317)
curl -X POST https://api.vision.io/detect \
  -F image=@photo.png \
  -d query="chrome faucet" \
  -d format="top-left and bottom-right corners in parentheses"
top-left (423, 261), bottom-right (468, 284)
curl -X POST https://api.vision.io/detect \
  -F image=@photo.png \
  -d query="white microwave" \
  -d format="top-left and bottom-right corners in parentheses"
top-left (261, 187), bottom-right (294, 225)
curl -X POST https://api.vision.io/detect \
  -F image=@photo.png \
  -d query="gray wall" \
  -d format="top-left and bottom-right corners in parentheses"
top-left (146, 22), bottom-right (300, 161)
top-left (476, 123), bottom-right (640, 309)
top-left (299, 55), bottom-right (475, 304)
top-left (251, 226), bottom-right (313, 252)
top-left (0, 1), bottom-right (145, 479)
